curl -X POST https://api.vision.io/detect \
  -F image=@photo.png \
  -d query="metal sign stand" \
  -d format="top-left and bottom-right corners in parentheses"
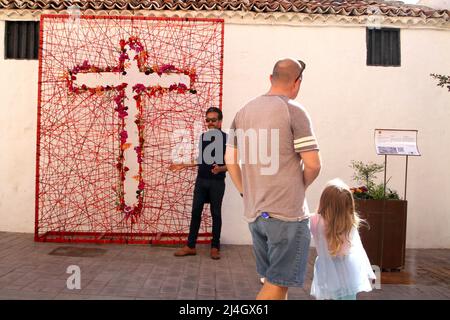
top-left (375, 129), bottom-right (420, 271)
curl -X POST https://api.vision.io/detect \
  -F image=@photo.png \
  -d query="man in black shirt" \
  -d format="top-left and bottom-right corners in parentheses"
top-left (169, 107), bottom-right (227, 260)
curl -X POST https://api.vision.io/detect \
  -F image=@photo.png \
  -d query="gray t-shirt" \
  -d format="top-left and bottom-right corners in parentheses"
top-left (227, 95), bottom-right (319, 222)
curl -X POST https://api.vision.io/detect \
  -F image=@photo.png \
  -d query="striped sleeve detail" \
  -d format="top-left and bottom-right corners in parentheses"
top-left (294, 135), bottom-right (318, 152)
top-left (226, 118), bottom-right (238, 148)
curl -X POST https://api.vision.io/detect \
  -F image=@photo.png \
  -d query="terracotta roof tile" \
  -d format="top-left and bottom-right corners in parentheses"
top-left (0, 0), bottom-right (448, 19)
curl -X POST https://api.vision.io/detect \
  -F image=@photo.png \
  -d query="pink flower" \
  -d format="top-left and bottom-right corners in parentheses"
top-left (133, 83), bottom-right (146, 94)
top-left (116, 83), bottom-right (127, 91)
top-left (119, 130), bottom-right (128, 144)
top-left (124, 206), bottom-right (132, 213)
top-left (177, 83), bottom-right (188, 93)
top-left (119, 52), bottom-right (129, 63)
top-left (118, 110), bottom-right (128, 119)
top-left (158, 64), bottom-right (175, 75)
top-left (114, 91), bottom-right (125, 104)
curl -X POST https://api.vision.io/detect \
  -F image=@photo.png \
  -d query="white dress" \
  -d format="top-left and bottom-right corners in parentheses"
top-left (310, 214), bottom-right (376, 300)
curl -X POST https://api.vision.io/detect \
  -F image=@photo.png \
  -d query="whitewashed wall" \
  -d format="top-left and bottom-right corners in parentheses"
top-left (0, 20), bottom-right (39, 234)
top-left (0, 18), bottom-right (449, 248)
top-left (221, 23), bottom-right (450, 248)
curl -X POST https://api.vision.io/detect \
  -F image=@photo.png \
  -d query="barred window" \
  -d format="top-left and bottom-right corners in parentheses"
top-left (5, 21), bottom-right (40, 60)
top-left (366, 28), bottom-right (401, 67)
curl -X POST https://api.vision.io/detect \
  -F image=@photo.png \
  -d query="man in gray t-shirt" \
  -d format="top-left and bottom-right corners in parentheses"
top-left (225, 58), bottom-right (321, 300)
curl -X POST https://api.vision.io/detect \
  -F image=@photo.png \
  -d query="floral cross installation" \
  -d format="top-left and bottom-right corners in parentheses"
top-left (65, 36), bottom-right (197, 224)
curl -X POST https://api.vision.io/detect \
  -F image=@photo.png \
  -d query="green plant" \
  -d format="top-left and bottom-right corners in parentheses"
top-left (350, 160), bottom-right (383, 190)
top-left (369, 182), bottom-right (400, 200)
top-left (430, 73), bottom-right (450, 92)
top-left (350, 160), bottom-right (400, 200)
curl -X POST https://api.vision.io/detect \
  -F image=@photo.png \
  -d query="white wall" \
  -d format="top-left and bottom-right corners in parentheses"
top-left (220, 24), bottom-right (450, 248)
top-left (418, 0), bottom-right (450, 10)
top-left (1, 19), bottom-right (449, 248)
top-left (0, 20), bottom-right (39, 233)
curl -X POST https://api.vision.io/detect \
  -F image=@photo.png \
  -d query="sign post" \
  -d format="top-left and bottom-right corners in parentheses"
top-left (374, 129), bottom-right (421, 200)
top-left (373, 129), bottom-right (420, 270)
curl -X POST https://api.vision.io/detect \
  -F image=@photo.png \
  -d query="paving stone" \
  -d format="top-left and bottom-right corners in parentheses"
top-left (196, 295), bottom-right (215, 300)
top-left (0, 232), bottom-right (448, 300)
top-left (136, 287), bottom-right (161, 299)
top-left (216, 292), bottom-right (239, 300)
top-left (197, 286), bottom-right (215, 296)
top-left (100, 285), bottom-right (139, 297)
top-left (143, 278), bottom-right (163, 289)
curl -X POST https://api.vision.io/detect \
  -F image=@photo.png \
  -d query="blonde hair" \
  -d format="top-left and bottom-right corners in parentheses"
top-left (317, 178), bottom-right (361, 256)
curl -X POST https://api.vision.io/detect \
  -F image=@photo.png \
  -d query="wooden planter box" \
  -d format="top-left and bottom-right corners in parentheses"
top-left (355, 199), bottom-right (408, 270)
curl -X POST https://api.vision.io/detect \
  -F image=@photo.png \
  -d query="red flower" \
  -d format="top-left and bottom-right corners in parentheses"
top-left (119, 39), bottom-right (126, 49)
top-left (133, 83), bottom-right (146, 94)
top-left (119, 130), bottom-right (128, 145)
top-left (158, 64), bottom-right (175, 75)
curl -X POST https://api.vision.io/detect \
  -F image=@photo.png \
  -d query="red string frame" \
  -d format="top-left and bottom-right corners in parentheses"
top-left (35, 15), bottom-right (224, 244)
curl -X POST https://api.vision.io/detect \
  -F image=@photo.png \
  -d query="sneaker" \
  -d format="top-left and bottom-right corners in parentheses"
top-left (210, 248), bottom-right (220, 260)
top-left (260, 277), bottom-right (265, 284)
top-left (174, 246), bottom-right (196, 257)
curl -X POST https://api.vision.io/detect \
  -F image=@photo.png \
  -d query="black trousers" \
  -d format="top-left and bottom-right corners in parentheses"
top-left (187, 177), bottom-right (225, 249)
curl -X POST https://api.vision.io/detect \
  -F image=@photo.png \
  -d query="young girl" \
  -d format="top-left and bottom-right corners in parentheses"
top-left (310, 178), bottom-right (376, 300)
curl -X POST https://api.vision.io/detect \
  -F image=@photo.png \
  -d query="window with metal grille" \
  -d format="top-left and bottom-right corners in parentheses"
top-left (366, 28), bottom-right (401, 67)
top-left (5, 21), bottom-right (40, 60)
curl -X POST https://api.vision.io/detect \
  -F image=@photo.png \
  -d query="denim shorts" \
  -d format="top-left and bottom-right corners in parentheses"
top-left (249, 216), bottom-right (311, 287)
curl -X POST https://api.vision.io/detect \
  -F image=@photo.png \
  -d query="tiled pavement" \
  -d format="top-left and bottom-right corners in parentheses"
top-left (0, 232), bottom-right (449, 300)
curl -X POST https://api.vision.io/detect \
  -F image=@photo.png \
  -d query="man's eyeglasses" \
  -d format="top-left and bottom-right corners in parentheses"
top-left (205, 118), bottom-right (218, 123)
top-left (295, 59), bottom-right (306, 82)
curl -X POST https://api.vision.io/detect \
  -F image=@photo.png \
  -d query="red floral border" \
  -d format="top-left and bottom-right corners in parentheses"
top-left (66, 37), bottom-right (197, 223)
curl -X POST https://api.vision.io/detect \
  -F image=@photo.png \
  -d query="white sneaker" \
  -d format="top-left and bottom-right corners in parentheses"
top-left (260, 277), bottom-right (265, 284)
